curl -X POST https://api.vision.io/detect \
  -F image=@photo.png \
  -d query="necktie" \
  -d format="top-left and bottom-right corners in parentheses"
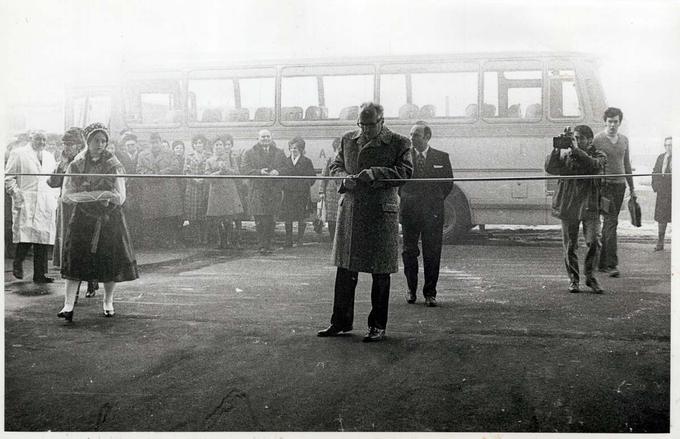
top-left (417, 152), bottom-right (425, 176)
top-left (664, 155), bottom-right (672, 174)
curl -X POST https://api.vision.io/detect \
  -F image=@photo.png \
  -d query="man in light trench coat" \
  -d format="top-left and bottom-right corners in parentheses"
top-left (317, 102), bottom-right (413, 342)
top-left (5, 131), bottom-right (59, 282)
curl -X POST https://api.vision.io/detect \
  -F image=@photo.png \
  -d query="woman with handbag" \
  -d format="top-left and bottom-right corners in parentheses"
top-left (652, 137), bottom-right (672, 250)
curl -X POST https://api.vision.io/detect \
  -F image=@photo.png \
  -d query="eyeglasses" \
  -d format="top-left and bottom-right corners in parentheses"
top-left (357, 118), bottom-right (383, 128)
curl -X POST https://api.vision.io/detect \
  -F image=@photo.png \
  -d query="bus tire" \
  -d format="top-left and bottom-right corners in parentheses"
top-left (442, 188), bottom-right (472, 244)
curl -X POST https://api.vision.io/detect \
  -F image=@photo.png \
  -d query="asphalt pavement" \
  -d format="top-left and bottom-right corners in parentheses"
top-left (3, 224), bottom-right (671, 433)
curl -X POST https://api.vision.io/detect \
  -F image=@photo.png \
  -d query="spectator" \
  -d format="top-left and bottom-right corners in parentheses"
top-left (241, 129), bottom-right (286, 255)
top-left (119, 132), bottom-right (143, 246)
top-left (58, 122), bottom-right (138, 321)
top-left (399, 121), bottom-right (454, 307)
top-left (652, 136), bottom-right (672, 250)
top-left (280, 136), bottom-right (316, 247)
top-left (545, 125), bottom-right (607, 294)
top-left (317, 102), bottom-right (413, 342)
top-left (593, 107), bottom-right (636, 278)
top-left (173, 140), bottom-right (187, 244)
top-left (136, 132), bottom-right (184, 248)
top-left (183, 135), bottom-right (210, 245)
top-left (205, 135), bottom-right (244, 249)
top-left (319, 137), bottom-right (342, 240)
top-left (4, 131), bottom-right (59, 283)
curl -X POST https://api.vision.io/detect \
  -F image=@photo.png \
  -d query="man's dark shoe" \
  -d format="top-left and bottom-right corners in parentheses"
top-left (317, 324), bottom-right (352, 337)
top-left (425, 296), bottom-right (438, 307)
top-left (585, 277), bottom-right (604, 294)
top-left (608, 267), bottom-right (620, 278)
top-left (12, 263), bottom-right (23, 280)
top-left (568, 281), bottom-right (580, 293)
top-left (362, 327), bottom-right (386, 342)
top-left (405, 291), bottom-right (416, 304)
top-left (34, 276), bottom-right (54, 284)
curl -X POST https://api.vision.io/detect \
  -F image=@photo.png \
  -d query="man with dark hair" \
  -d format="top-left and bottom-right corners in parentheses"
top-left (546, 125), bottom-right (607, 293)
top-left (317, 102), bottom-right (413, 342)
top-left (5, 131), bottom-right (59, 283)
top-left (592, 107), bottom-right (635, 278)
top-left (399, 121), bottom-right (453, 307)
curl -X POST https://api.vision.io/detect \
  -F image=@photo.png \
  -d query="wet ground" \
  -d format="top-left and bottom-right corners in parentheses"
top-left (4, 228), bottom-right (671, 433)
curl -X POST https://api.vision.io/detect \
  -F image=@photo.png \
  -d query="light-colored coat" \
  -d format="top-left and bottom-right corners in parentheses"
top-left (331, 127), bottom-right (412, 273)
top-left (4, 145), bottom-right (59, 244)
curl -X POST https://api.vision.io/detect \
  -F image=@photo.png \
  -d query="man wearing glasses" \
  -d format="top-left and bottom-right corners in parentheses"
top-left (317, 102), bottom-right (413, 342)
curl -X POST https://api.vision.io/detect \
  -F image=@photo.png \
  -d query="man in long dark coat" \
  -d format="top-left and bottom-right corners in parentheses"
top-left (241, 129), bottom-right (286, 254)
top-left (317, 102), bottom-right (413, 342)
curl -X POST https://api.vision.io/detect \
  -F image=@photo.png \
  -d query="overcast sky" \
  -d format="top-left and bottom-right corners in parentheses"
top-left (1, 0), bottom-right (679, 154)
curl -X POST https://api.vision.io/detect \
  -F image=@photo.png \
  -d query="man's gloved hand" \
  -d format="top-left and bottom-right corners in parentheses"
top-left (355, 169), bottom-right (374, 183)
top-left (343, 177), bottom-right (358, 191)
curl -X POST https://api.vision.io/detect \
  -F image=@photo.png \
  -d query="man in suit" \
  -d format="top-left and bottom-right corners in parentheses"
top-left (241, 129), bottom-right (286, 254)
top-left (399, 122), bottom-right (453, 307)
top-left (317, 102), bottom-right (413, 342)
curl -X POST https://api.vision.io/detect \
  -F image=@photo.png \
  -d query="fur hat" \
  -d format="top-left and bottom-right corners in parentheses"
top-left (83, 122), bottom-right (109, 144)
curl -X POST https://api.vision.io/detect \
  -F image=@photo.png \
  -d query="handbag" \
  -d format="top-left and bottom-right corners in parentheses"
top-left (627, 197), bottom-right (642, 227)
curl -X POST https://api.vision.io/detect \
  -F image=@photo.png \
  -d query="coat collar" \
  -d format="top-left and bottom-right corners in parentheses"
top-left (351, 126), bottom-right (394, 145)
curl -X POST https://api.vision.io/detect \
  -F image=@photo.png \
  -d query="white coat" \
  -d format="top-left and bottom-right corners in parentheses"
top-left (4, 144), bottom-right (59, 244)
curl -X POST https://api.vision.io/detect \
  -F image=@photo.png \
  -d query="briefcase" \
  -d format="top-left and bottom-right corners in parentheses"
top-left (628, 197), bottom-right (642, 227)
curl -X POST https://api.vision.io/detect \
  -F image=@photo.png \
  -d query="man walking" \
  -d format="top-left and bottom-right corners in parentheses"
top-left (5, 131), bottom-right (59, 283)
top-left (400, 122), bottom-right (453, 307)
top-left (317, 102), bottom-right (413, 342)
top-left (593, 107), bottom-right (636, 278)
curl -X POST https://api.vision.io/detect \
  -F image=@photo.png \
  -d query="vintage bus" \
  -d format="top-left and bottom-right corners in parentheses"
top-left (64, 52), bottom-right (607, 241)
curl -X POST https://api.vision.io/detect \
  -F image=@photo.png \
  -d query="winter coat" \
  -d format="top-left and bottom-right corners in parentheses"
top-left (240, 142), bottom-right (286, 216)
top-left (4, 144), bottom-right (59, 244)
top-left (205, 153), bottom-right (244, 217)
top-left (652, 153), bottom-right (672, 223)
top-left (545, 146), bottom-right (607, 220)
top-left (280, 155), bottom-right (316, 221)
top-left (136, 149), bottom-right (184, 219)
top-left (331, 127), bottom-right (413, 273)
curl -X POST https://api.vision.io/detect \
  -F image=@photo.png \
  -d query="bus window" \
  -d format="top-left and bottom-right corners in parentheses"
top-left (379, 74), bottom-right (407, 118)
top-left (281, 66), bottom-right (374, 123)
top-left (411, 71), bottom-right (478, 119)
top-left (86, 95), bottom-right (111, 126)
top-left (281, 76), bottom-right (318, 121)
top-left (549, 69), bottom-right (581, 119)
top-left (483, 70), bottom-right (542, 120)
top-left (124, 79), bottom-right (182, 125)
top-left (239, 77), bottom-right (275, 122)
top-left (188, 79), bottom-right (236, 122)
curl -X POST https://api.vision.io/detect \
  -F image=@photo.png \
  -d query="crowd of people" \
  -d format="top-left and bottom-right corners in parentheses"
top-left (3, 102), bottom-right (672, 341)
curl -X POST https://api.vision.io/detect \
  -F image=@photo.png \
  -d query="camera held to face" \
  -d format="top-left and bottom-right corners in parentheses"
top-left (553, 126), bottom-right (574, 149)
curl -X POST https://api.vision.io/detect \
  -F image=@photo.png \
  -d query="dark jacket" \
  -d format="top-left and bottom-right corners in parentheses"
top-left (399, 146), bottom-right (453, 224)
top-left (652, 153), bottom-right (672, 223)
top-left (331, 127), bottom-right (413, 273)
top-left (241, 142), bottom-right (287, 216)
top-left (545, 145), bottom-right (607, 220)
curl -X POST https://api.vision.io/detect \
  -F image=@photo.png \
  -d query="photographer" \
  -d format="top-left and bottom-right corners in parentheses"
top-left (545, 125), bottom-right (607, 294)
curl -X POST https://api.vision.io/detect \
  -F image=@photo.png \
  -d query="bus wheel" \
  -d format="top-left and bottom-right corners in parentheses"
top-left (442, 189), bottom-right (472, 244)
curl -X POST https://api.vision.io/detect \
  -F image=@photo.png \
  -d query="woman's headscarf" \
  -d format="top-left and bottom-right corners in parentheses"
top-left (83, 122), bottom-right (109, 145)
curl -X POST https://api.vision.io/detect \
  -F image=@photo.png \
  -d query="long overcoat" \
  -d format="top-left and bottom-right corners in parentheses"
top-left (280, 154), bottom-right (316, 221)
top-left (331, 127), bottom-right (412, 273)
top-left (652, 153), bottom-right (672, 223)
top-left (205, 153), bottom-right (244, 217)
top-left (4, 145), bottom-right (59, 244)
top-left (241, 143), bottom-right (286, 216)
top-left (136, 149), bottom-right (184, 219)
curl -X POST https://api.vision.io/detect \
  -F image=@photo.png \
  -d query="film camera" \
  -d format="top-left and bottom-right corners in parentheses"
top-left (553, 126), bottom-right (575, 149)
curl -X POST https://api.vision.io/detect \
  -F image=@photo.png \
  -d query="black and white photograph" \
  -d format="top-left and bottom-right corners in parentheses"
top-left (1, 0), bottom-right (677, 436)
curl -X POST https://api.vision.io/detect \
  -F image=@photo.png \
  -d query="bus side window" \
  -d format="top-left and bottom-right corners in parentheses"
top-left (483, 70), bottom-right (542, 120)
top-left (411, 71), bottom-right (478, 119)
top-left (548, 70), bottom-right (581, 119)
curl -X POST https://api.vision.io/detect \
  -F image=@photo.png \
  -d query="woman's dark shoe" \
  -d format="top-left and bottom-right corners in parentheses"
top-left (85, 281), bottom-right (98, 298)
top-left (57, 310), bottom-right (74, 322)
top-left (103, 309), bottom-right (115, 317)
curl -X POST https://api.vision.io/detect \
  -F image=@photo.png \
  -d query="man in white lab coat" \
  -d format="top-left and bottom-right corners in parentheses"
top-left (5, 131), bottom-right (59, 282)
